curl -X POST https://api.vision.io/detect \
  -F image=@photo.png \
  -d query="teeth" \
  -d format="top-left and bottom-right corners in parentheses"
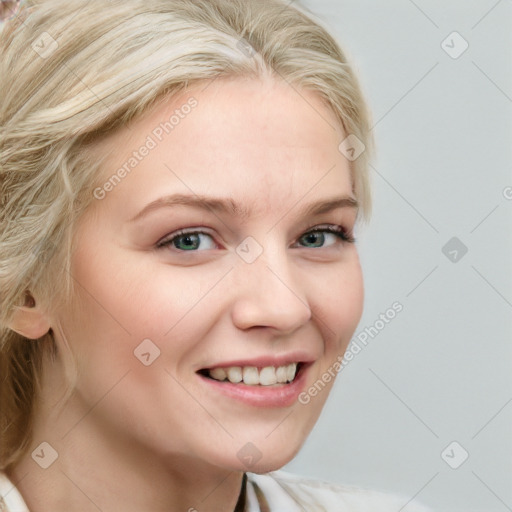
top-left (259, 367), bottom-right (277, 386)
top-left (286, 363), bottom-right (296, 382)
top-left (243, 366), bottom-right (259, 385)
top-left (227, 367), bottom-right (242, 383)
top-left (276, 365), bottom-right (288, 383)
top-left (207, 363), bottom-right (299, 386)
top-left (209, 368), bottom-right (227, 381)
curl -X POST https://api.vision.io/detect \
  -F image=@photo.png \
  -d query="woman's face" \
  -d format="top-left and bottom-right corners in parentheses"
top-left (51, 77), bottom-right (364, 473)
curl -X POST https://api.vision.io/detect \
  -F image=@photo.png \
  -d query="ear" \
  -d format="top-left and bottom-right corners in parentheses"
top-left (8, 294), bottom-right (51, 340)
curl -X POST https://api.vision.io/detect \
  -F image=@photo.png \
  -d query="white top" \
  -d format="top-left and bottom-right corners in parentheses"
top-left (0, 470), bottom-right (431, 511)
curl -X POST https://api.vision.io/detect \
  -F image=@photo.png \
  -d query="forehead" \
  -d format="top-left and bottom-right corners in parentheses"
top-left (89, 76), bottom-right (353, 220)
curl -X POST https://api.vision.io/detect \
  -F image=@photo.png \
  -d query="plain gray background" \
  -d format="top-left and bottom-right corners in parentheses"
top-left (283, 1), bottom-right (512, 511)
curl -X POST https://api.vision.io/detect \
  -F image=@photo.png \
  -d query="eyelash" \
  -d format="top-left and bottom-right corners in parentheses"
top-left (156, 224), bottom-right (356, 251)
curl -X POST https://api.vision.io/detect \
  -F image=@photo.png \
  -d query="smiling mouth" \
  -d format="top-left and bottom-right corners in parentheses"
top-left (198, 362), bottom-right (304, 386)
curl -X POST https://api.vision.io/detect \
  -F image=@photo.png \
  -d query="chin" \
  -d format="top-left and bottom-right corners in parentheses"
top-left (240, 457), bottom-right (291, 475)
top-left (228, 438), bottom-right (304, 475)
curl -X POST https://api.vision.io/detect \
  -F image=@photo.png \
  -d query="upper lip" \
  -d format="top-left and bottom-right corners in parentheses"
top-left (198, 352), bottom-right (316, 371)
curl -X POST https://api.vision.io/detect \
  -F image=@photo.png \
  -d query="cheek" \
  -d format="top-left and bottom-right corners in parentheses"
top-left (68, 246), bottom-right (211, 338)
top-left (313, 255), bottom-right (364, 346)
top-left (60, 248), bottom-right (226, 400)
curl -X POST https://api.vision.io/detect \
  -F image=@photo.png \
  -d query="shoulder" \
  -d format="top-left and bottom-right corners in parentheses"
top-left (246, 470), bottom-right (432, 512)
top-left (0, 469), bottom-right (433, 512)
top-left (0, 472), bottom-right (30, 512)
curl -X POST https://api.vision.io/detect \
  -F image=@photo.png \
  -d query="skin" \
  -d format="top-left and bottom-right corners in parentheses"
top-left (10, 76), bottom-right (364, 511)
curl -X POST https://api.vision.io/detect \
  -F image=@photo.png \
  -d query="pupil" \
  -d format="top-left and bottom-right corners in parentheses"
top-left (305, 233), bottom-right (322, 246)
top-left (177, 235), bottom-right (198, 249)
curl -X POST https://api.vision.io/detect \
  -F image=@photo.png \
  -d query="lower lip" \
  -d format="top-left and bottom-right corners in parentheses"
top-left (197, 364), bottom-right (311, 408)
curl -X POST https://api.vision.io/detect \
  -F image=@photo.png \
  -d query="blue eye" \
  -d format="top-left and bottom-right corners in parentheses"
top-left (156, 225), bottom-right (355, 252)
top-left (157, 231), bottom-right (216, 252)
top-left (298, 226), bottom-right (355, 248)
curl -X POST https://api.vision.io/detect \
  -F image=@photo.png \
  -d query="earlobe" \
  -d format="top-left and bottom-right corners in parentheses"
top-left (8, 294), bottom-right (51, 340)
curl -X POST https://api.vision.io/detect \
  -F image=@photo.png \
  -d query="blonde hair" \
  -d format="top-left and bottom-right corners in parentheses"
top-left (0, 0), bottom-right (373, 472)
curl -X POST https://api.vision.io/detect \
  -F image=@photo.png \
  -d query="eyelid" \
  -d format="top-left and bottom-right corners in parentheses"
top-left (156, 227), bottom-right (218, 249)
top-left (303, 224), bottom-right (356, 244)
top-left (156, 223), bottom-right (354, 251)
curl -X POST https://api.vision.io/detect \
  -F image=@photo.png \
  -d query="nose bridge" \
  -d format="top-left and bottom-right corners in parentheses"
top-left (230, 235), bottom-right (312, 332)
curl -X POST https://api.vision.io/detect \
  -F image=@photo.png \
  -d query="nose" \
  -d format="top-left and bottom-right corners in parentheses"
top-left (230, 243), bottom-right (312, 334)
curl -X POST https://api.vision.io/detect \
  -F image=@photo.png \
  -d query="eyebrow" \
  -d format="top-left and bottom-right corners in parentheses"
top-left (129, 193), bottom-right (358, 223)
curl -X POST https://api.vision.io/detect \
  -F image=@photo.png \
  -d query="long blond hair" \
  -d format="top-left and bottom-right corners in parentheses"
top-left (0, 0), bottom-right (373, 472)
